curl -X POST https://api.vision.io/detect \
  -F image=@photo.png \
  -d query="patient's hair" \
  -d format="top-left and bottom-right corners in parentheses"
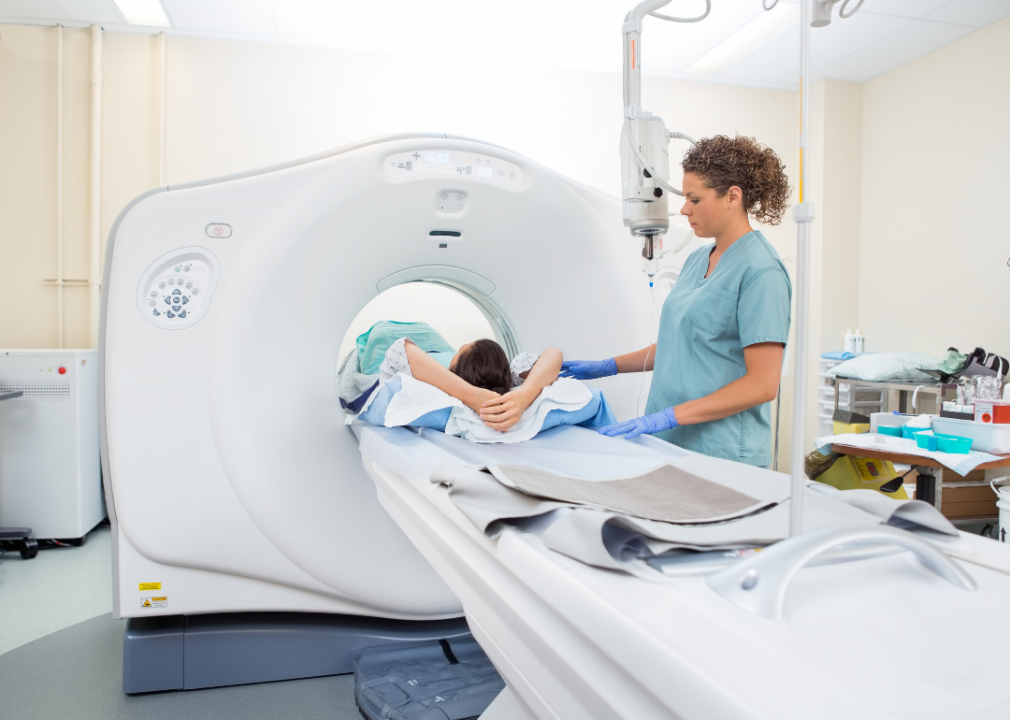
top-left (452, 339), bottom-right (512, 397)
top-left (681, 135), bottom-right (792, 226)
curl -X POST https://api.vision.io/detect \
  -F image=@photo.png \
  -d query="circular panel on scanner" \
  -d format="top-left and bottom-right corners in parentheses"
top-left (136, 247), bottom-right (221, 329)
top-left (338, 282), bottom-right (498, 366)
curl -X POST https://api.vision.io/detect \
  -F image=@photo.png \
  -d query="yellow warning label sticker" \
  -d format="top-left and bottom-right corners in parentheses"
top-left (141, 597), bottom-right (168, 608)
top-left (139, 582), bottom-right (161, 591)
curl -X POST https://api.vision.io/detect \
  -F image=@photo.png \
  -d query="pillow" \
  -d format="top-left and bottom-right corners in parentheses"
top-left (828, 352), bottom-right (939, 383)
top-left (355, 320), bottom-right (455, 376)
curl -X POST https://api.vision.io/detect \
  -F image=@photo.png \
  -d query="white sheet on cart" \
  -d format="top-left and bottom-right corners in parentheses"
top-left (815, 432), bottom-right (1000, 475)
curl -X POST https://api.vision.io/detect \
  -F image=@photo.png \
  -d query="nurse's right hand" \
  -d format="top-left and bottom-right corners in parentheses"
top-left (559, 358), bottom-right (617, 380)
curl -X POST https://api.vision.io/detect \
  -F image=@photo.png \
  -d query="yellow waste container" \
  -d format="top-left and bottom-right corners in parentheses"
top-left (814, 455), bottom-right (909, 500)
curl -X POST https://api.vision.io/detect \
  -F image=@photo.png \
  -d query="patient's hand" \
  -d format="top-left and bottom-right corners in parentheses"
top-left (465, 387), bottom-right (501, 415)
top-left (479, 387), bottom-right (535, 433)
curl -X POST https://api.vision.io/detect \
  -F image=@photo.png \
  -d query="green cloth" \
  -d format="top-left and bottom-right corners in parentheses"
top-left (937, 349), bottom-right (966, 375)
top-left (356, 320), bottom-right (456, 375)
top-left (645, 231), bottom-right (792, 466)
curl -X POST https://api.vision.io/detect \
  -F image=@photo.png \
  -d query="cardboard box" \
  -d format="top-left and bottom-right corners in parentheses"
top-left (911, 468), bottom-right (998, 519)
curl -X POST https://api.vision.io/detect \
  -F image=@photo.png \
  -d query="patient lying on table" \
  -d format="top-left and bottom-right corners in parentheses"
top-left (339, 321), bottom-right (615, 442)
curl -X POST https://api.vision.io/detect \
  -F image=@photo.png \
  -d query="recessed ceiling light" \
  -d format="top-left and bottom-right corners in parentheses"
top-left (112, 0), bottom-right (172, 27)
top-left (687, 3), bottom-right (800, 75)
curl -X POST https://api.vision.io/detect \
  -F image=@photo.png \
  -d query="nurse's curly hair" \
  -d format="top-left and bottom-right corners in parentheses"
top-left (681, 135), bottom-right (792, 226)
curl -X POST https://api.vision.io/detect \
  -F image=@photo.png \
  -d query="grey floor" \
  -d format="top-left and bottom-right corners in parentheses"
top-left (1, 524), bottom-right (114, 655)
top-left (0, 525), bottom-right (361, 720)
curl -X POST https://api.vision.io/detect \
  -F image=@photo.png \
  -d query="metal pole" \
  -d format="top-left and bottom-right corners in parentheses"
top-left (89, 24), bottom-right (103, 349)
top-left (789, 2), bottom-right (815, 536)
top-left (56, 24), bottom-right (64, 349)
top-left (158, 32), bottom-right (167, 187)
top-left (773, 387), bottom-right (781, 471)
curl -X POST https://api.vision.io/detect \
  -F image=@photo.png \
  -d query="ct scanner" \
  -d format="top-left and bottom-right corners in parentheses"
top-left (102, 134), bottom-right (1010, 718)
top-left (100, 133), bottom-right (653, 691)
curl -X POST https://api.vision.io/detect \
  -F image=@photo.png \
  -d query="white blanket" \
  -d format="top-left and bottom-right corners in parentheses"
top-left (360, 374), bottom-right (595, 444)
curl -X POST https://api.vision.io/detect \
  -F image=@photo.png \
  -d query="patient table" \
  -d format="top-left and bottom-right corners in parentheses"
top-left (358, 423), bottom-right (1010, 720)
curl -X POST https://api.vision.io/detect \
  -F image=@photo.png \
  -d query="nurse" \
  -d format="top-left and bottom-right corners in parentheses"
top-left (562, 135), bottom-right (792, 467)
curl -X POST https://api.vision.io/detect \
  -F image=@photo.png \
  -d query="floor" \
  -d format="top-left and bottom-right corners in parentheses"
top-left (0, 524), bottom-right (114, 655)
top-left (0, 524), bottom-right (362, 720)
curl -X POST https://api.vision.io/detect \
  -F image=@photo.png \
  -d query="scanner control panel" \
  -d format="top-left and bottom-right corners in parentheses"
top-left (384, 149), bottom-right (524, 187)
top-left (137, 247), bottom-right (221, 330)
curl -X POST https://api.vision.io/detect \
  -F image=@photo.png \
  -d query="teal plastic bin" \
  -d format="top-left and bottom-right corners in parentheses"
top-left (916, 432), bottom-right (971, 454)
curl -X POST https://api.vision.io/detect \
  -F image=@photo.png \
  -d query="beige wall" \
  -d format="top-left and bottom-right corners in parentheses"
top-left (0, 24), bottom-right (805, 463)
top-left (816, 80), bottom-right (863, 355)
top-left (794, 78), bottom-right (864, 451)
top-left (0, 25), bottom-right (92, 349)
top-left (0, 23), bottom-right (799, 338)
top-left (2, 17), bottom-right (1005, 466)
top-left (858, 16), bottom-right (1010, 357)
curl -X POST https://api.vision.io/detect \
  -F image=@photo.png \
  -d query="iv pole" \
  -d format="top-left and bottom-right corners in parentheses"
top-left (789, 0), bottom-right (815, 536)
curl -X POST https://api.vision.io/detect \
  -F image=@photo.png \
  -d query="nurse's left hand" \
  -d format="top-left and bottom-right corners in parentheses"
top-left (480, 388), bottom-right (534, 433)
top-left (598, 407), bottom-right (679, 439)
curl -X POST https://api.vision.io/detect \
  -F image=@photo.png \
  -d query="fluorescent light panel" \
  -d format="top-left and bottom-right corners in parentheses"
top-left (113, 0), bottom-right (172, 27)
top-left (688, 3), bottom-right (800, 74)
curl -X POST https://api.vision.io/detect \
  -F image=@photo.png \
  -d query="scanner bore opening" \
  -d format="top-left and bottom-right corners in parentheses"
top-left (337, 281), bottom-right (518, 387)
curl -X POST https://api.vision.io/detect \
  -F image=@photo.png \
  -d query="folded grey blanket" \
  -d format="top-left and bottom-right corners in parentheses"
top-left (429, 464), bottom-right (958, 575)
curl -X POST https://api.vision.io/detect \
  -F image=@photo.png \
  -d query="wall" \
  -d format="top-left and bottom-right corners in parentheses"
top-left (815, 80), bottom-right (862, 355)
top-left (859, 16), bottom-right (1010, 358)
top-left (0, 25), bottom-right (94, 349)
top-left (796, 78), bottom-right (863, 450)
top-left (0, 24), bottom-right (801, 460)
top-left (0, 26), bottom-right (800, 332)
top-left (3, 17), bottom-right (1005, 466)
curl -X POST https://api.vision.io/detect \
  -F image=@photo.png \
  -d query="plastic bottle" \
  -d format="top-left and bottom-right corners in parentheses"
top-left (844, 329), bottom-right (855, 354)
top-left (853, 329), bottom-right (864, 353)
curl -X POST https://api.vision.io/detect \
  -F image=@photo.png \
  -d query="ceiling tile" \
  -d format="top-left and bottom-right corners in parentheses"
top-left (53, 0), bottom-right (122, 24)
top-left (162, 0), bottom-right (273, 35)
top-left (645, 0), bottom-right (767, 70)
top-left (926, 0), bottom-right (1010, 27)
top-left (806, 9), bottom-right (911, 71)
top-left (3, 0), bottom-right (1007, 93)
top-left (851, 0), bottom-right (951, 20)
top-left (815, 17), bottom-right (977, 82)
top-left (0, 0), bottom-right (66, 20)
top-left (715, 24), bottom-right (799, 87)
top-left (272, 0), bottom-right (624, 74)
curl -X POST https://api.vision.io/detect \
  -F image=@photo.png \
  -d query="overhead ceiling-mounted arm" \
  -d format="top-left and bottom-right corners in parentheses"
top-left (620, 1), bottom-right (710, 281)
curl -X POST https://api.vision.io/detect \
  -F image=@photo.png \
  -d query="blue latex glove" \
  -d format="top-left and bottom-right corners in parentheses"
top-left (598, 407), bottom-right (679, 439)
top-left (559, 358), bottom-right (617, 380)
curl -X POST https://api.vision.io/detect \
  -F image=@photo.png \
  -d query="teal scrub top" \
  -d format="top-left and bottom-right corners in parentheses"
top-left (645, 230), bottom-right (791, 466)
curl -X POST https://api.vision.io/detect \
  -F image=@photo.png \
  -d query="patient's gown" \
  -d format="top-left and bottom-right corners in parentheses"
top-left (340, 321), bottom-right (540, 413)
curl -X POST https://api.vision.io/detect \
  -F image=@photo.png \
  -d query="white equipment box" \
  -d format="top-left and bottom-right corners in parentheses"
top-left (0, 349), bottom-right (104, 540)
